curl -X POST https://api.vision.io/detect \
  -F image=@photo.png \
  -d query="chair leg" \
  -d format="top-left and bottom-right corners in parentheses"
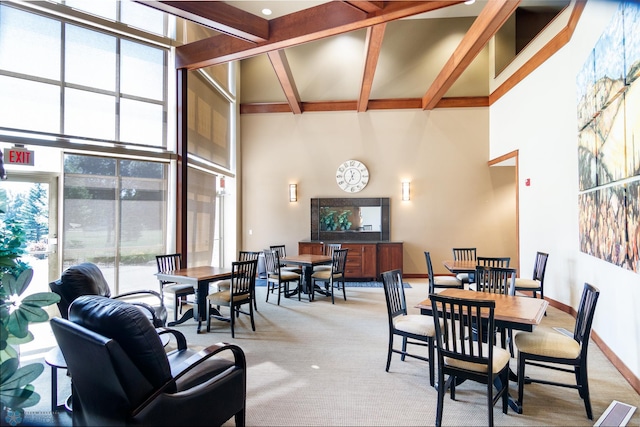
top-left (501, 368), bottom-right (509, 414)
top-left (266, 282), bottom-right (271, 303)
top-left (401, 336), bottom-right (408, 361)
top-left (577, 365), bottom-right (593, 419)
top-left (341, 277), bottom-right (347, 301)
top-left (487, 378), bottom-right (494, 427)
top-left (517, 354), bottom-right (526, 411)
top-left (206, 303), bottom-right (211, 332)
top-left (230, 304), bottom-right (235, 338)
top-left (249, 302), bottom-right (255, 332)
top-left (330, 278), bottom-right (335, 304)
top-left (385, 334), bottom-right (394, 372)
top-left (277, 282), bottom-right (282, 305)
top-left (435, 369), bottom-right (445, 427)
top-left (428, 337), bottom-right (435, 387)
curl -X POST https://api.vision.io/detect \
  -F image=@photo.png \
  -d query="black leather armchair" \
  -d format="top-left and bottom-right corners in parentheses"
top-left (50, 295), bottom-right (247, 426)
top-left (49, 262), bottom-right (167, 327)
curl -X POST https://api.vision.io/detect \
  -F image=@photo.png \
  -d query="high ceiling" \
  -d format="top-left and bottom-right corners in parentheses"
top-left (141, 0), bottom-right (574, 114)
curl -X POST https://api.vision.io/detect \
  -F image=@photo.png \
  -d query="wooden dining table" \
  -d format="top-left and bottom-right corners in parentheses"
top-left (442, 259), bottom-right (477, 274)
top-left (281, 254), bottom-right (332, 301)
top-left (155, 266), bottom-right (232, 333)
top-left (417, 288), bottom-right (548, 413)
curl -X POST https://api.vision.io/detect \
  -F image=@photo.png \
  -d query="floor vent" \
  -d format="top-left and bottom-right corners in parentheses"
top-left (594, 400), bottom-right (636, 427)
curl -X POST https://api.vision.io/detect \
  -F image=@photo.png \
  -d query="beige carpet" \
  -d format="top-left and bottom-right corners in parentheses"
top-left (24, 279), bottom-right (640, 426)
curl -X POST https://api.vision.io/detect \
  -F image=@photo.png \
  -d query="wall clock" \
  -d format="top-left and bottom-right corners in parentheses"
top-left (336, 160), bottom-right (369, 193)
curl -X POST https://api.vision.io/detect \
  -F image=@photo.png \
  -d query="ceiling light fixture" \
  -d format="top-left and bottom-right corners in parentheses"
top-left (464, 0), bottom-right (476, 4)
top-left (261, 8), bottom-right (272, 16)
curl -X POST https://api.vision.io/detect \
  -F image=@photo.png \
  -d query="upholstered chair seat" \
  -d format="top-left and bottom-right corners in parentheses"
top-left (514, 329), bottom-right (581, 359)
top-left (444, 344), bottom-right (511, 374)
top-left (434, 275), bottom-right (463, 288)
top-left (393, 314), bottom-right (439, 337)
top-left (271, 270), bottom-right (300, 281)
top-left (514, 278), bottom-right (541, 290)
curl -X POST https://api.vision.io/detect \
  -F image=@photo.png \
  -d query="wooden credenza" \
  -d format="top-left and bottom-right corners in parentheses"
top-left (298, 241), bottom-right (403, 280)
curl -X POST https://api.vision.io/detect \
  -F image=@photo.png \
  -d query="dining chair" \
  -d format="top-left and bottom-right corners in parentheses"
top-left (263, 249), bottom-right (301, 305)
top-left (313, 243), bottom-right (342, 273)
top-left (452, 247), bottom-right (477, 286)
top-left (515, 283), bottom-right (600, 420)
top-left (475, 266), bottom-right (517, 356)
top-left (310, 248), bottom-right (348, 303)
top-left (514, 251), bottom-right (549, 300)
top-left (155, 253), bottom-right (195, 322)
top-left (381, 269), bottom-right (436, 387)
top-left (430, 293), bottom-right (510, 427)
top-left (470, 257), bottom-right (510, 290)
top-left (425, 251), bottom-right (463, 291)
top-left (269, 244), bottom-right (302, 274)
top-left (477, 256), bottom-right (511, 268)
top-left (215, 251), bottom-right (261, 310)
top-left (206, 258), bottom-right (258, 337)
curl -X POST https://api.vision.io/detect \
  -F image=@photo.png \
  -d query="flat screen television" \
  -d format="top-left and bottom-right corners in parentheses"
top-left (310, 197), bottom-right (390, 241)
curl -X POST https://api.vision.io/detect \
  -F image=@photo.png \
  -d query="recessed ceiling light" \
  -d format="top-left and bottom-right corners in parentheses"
top-left (464, 0), bottom-right (476, 4)
top-left (261, 8), bottom-right (272, 16)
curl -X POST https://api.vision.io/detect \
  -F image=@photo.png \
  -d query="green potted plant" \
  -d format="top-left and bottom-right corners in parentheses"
top-left (337, 209), bottom-right (352, 231)
top-left (0, 218), bottom-right (60, 422)
top-left (320, 208), bottom-right (338, 231)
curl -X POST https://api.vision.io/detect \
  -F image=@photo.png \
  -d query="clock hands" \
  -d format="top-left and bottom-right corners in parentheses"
top-left (336, 160), bottom-right (369, 193)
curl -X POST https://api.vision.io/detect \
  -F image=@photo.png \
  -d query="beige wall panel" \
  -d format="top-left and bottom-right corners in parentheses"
top-left (241, 108), bottom-right (516, 276)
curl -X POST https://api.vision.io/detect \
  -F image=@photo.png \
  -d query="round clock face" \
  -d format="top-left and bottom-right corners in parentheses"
top-left (336, 160), bottom-right (369, 193)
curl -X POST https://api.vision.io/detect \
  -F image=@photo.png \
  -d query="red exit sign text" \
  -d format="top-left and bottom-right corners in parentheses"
top-left (4, 148), bottom-right (35, 166)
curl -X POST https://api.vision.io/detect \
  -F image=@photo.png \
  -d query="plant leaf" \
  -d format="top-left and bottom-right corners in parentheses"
top-left (0, 357), bottom-right (18, 384)
top-left (6, 330), bottom-right (34, 345)
top-left (7, 311), bottom-right (29, 338)
top-left (0, 383), bottom-right (40, 409)
top-left (21, 292), bottom-right (60, 307)
top-left (0, 345), bottom-right (18, 363)
top-left (16, 304), bottom-right (50, 323)
top-left (1, 363), bottom-right (44, 389)
top-left (10, 269), bottom-right (34, 296)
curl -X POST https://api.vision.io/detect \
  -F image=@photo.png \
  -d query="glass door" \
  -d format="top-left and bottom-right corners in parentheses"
top-left (0, 172), bottom-right (59, 296)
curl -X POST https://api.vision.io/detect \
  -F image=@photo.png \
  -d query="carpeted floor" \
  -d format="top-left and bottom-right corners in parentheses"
top-left (19, 279), bottom-right (640, 426)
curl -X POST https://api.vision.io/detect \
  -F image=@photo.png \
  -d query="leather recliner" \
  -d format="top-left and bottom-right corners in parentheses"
top-left (49, 262), bottom-right (168, 327)
top-left (50, 295), bottom-right (247, 426)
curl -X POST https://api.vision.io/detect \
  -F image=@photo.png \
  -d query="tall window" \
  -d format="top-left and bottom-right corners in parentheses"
top-left (0, 3), bottom-right (168, 147)
top-left (63, 154), bottom-right (167, 293)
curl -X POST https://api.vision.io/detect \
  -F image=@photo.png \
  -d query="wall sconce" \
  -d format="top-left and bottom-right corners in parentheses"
top-left (289, 184), bottom-right (298, 202)
top-left (402, 181), bottom-right (410, 201)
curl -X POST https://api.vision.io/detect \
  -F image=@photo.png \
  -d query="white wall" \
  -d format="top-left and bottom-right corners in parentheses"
top-left (490, 1), bottom-right (640, 380)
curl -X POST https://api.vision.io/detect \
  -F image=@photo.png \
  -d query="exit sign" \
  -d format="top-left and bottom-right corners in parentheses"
top-left (4, 148), bottom-right (34, 166)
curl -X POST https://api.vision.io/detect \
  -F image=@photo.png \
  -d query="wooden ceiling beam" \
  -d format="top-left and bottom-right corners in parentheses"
top-left (240, 96), bottom-right (489, 114)
top-left (136, 1), bottom-right (269, 43)
top-left (344, 1), bottom-right (385, 13)
top-left (421, 0), bottom-right (520, 110)
top-left (176, 1), bottom-right (464, 70)
top-left (358, 23), bottom-right (386, 112)
top-left (267, 50), bottom-right (302, 115)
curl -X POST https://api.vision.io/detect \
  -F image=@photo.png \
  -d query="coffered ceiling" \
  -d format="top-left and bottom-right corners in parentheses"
top-left (140, 0), bottom-right (577, 114)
